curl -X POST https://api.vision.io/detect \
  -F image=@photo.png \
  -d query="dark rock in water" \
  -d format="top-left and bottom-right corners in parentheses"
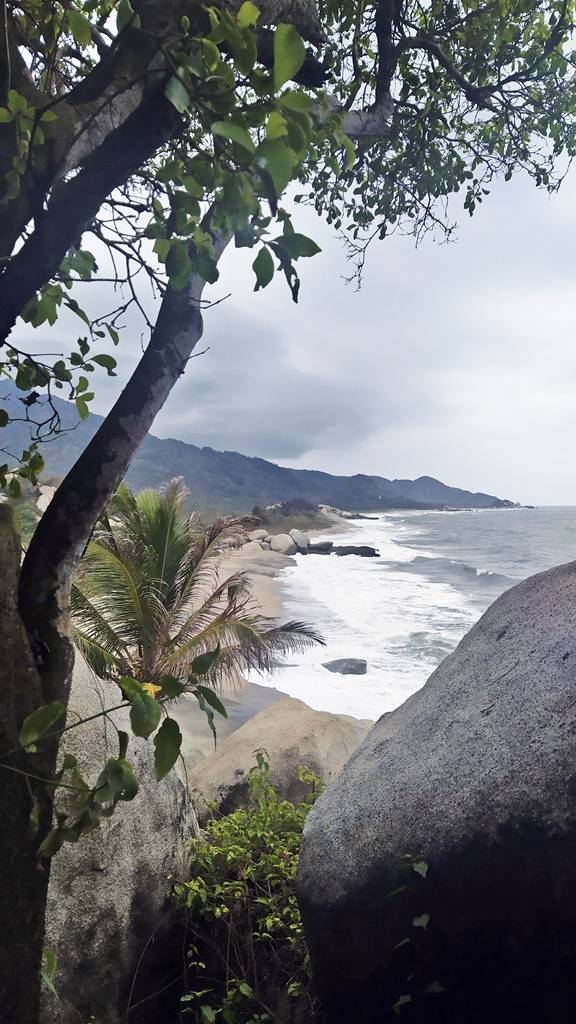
top-left (322, 658), bottom-right (368, 675)
top-left (333, 545), bottom-right (379, 557)
top-left (309, 541), bottom-right (334, 553)
top-left (298, 560), bottom-right (576, 1024)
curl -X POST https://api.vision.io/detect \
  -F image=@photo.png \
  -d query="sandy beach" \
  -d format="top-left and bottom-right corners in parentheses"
top-left (173, 543), bottom-right (297, 766)
top-left (174, 515), bottom-right (358, 766)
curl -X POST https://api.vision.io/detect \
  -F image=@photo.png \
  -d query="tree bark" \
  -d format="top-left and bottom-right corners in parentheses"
top-left (0, 510), bottom-right (58, 1024)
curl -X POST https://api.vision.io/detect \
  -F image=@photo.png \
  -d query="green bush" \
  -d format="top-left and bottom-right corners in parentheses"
top-left (175, 753), bottom-right (324, 1024)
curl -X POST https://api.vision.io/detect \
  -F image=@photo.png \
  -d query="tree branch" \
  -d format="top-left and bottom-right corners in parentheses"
top-left (18, 219), bottom-right (232, 696)
top-left (0, 87), bottom-right (182, 346)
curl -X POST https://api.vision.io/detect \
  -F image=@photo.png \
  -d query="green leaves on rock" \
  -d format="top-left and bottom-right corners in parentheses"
top-left (19, 701), bottom-right (65, 750)
top-left (252, 247), bottom-right (274, 290)
top-left (129, 692), bottom-right (162, 738)
top-left (273, 24), bottom-right (306, 91)
top-left (154, 718), bottom-right (182, 780)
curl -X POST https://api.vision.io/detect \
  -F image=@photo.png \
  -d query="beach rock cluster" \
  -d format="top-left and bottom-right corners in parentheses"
top-left (247, 530), bottom-right (379, 558)
top-left (248, 528), bottom-right (311, 554)
top-left (188, 698), bottom-right (371, 824)
top-left (298, 559), bottom-right (576, 1023)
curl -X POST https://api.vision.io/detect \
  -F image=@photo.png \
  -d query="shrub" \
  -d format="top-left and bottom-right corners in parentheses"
top-left (175, 754), bottom-right (324, 1024)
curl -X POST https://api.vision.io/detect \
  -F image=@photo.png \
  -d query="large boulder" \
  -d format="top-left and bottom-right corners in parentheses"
top-left (269, 533), bottom-right (298, 555)
top-left (289, 528), bottom-right (310, 553)
top-left (248, 529), bottom-right (269, 541)
top-left (42, 659), bottom-right (196, 1024)
top-left (188, 697), bottom-right (371, 823)
top-left (298, 561), bottom-right (576, 1023)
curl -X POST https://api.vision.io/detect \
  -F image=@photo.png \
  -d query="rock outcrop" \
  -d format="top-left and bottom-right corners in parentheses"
top-left (187, 698), bottom-right (371, 823)
top-left (289, 528), bottom-right (310, 553)
top-left (269, 533), bottom-right (298, 555)
top-left (322, 658), bottom-right (367, 675)
top-left (298, 560), bottom-right (576, 1023)
top-left (42, 658), bottom-right (195, 1024)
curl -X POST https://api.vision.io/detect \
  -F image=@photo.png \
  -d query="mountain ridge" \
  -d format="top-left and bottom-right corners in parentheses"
top-left (1, 385), bottom-right (517, 511)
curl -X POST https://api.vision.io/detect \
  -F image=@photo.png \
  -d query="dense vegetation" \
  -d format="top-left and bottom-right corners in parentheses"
top-left (176, 755), bottom-right (324, 1024)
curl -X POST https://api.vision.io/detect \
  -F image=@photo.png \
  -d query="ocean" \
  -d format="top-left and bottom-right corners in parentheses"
top-left (254, 507), bottom-right (576, 721)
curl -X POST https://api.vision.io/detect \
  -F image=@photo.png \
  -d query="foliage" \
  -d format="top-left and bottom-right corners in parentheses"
top-left (72, 478), bottom-right (322, 696)
top-left (1, 0), bottom-right (576, 478)
top-left (4, 480), bottom-right (322, 861)
top-left (175, 753), bottom-right (325, 1024)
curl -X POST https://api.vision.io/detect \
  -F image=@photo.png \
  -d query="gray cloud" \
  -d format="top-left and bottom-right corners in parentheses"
top-left (11, 170), bottom-right (576, 504)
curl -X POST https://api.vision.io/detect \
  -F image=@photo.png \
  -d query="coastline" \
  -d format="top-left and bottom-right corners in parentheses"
top-left (174, 516), bottom-right (355, 766)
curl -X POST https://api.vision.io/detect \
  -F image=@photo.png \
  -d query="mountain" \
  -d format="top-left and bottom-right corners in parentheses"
top-left (1, 385), bottom-right (516, 511)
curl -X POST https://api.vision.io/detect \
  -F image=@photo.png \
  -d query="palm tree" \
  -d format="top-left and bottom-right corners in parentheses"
top-left (71, 480), bottom-right (322, 693)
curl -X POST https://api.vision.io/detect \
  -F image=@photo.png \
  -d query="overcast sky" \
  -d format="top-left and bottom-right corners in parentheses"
top-left (17, 169), bottom-right (576, 505)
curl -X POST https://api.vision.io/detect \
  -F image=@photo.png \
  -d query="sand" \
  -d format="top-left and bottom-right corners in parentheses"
top-left (173, 543), bottom-right (296, 766)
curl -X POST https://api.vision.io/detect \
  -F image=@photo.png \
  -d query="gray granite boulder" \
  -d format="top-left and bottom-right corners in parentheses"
top-left (41, 658), bottom-right (195, 1024)
top-left (322, 658), bottom-right (367, 675)
top-left (188, 698), bottom-right (371, 823)
top-left (248, 529), bottom-right (269, 541)
top-left (289, 528), bottom-right (310, 553)
top-left (269, 533), bottom-right (298, 555)
top-left (298, 560), bottom-right (576, 1023)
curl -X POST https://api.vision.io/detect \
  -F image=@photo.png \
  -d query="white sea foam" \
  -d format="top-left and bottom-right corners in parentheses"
top-left (250, 516), bottom-right (478, 721)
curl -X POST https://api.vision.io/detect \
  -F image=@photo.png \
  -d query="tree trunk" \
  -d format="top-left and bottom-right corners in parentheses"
top-left (0, 509), bottom-right (60, 1024)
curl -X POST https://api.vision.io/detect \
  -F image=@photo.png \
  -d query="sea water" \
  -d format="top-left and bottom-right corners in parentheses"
top-left (252, 507), bottom-right (576, 721)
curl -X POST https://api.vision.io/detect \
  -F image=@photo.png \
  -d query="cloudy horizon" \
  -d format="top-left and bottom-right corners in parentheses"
top-left (14, 168), bottom-right (576, 507)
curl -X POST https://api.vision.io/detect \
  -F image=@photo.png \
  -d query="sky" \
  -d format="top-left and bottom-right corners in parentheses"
top-left (15, 168), bottom-right (576, 506)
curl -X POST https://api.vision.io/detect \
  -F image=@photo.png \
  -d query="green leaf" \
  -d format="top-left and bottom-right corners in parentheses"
top-left (68, 10), bottom-right (92, 47)
top-left (238, 1), bottom-right (260, 27)
top-left (190, 647), bottom-right (221, 676)
top-left (38, 827), bottom-right (65, 859)
top-left (116, 0), bottom-right (140, 32)
top-left (412, 859), bottom-right (429, 878)
top-left (194, 685), bottom-right (227, 718)
top-left (7, 475), bottom-right (20, 499)
top-left (166, 242), bottom-right (193, 290)
top-left (267, 110), bottom-right (288, 140)
top-left (129, 692), bottom-right (162, 739)
top-left (165, 76), bottom-right (190, 114)
top-left (118, 676), bottom-right (143, 699)
top-left (75, 397), bottom-right (89, 420)
top-left (118, 730), bottom-right (129, 759)
top-left (253, 247), bottom-right (274, 290)
top-left (412, 912), bottom-right (430, 929)
top-left (41, 950), bottom-right (58, 998)
top-left (212, 120), bottom-right (255, 153)
top-left (160, 674), bottom-right (186, 698)
top-left (27, 795), bottom-right (40, 840)
top-left (201, 1008), bottom-right (216, 1024)
top-left (238, 981), bottom-right (253, 997)
top-left (92, 354), bottom-right (117, 375)
top-left (0, 107), bottom-right (14, 123)
top-left (19, 701), bottom-right (65, 749)
top-left (154, 718), bottom-right (182, 780)
top-left (280, 90), bottom-right (313, 112)
top-left (274, 232), bottom-right (321, 259)
top-left (274, 24), bottom-right (306, 91)
top-left (256, 139), bottom-right (298, 195)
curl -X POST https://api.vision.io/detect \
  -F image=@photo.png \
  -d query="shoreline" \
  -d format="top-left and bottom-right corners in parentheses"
top-left (174, 515), bottom-right (358, 766)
